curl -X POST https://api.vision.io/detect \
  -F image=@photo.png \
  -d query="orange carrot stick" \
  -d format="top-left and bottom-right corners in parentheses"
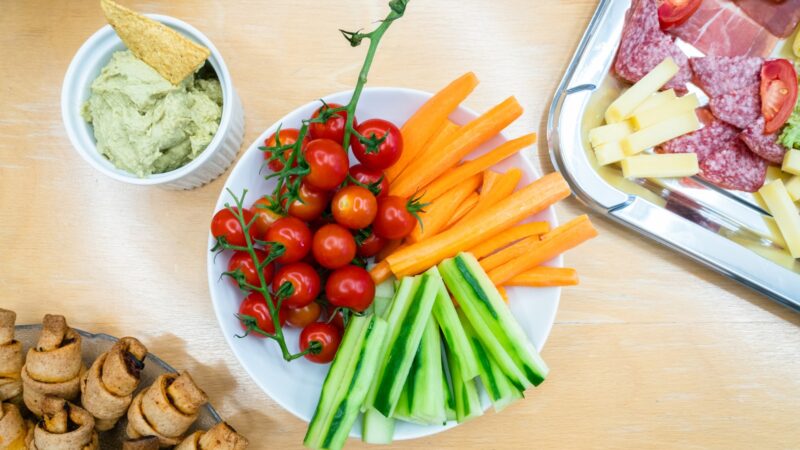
top-left (370, 260), bottom-right (392, 284)
top-left (497, 286), bottom-right (509, 303)
top-left (385, 172), bottom-right (571, 277)
top-left (407, 173), bottom-right (481, 243)
top-left (387, 72), bottom-right (479, 182)
top-left (393, 121), bottom-right (460, 185)
top-left (480, 170), bottom-right (501, 195)
top-left (376, 239), bottom-right (403, 262)
top-left (469, 221), bottom-right (551, 259)
top-left (445, 192), bottom-right (479, 228)
top-left (480, 236), bottom-right (539, 272)
top-left (462, 168), bottom-right (522, 222)
top-left (486, 215), bottom-right (598, 285)
top-left (505, 267), bottom-right (579, 287)
top-left (390, 97), bottom-right (524, 198)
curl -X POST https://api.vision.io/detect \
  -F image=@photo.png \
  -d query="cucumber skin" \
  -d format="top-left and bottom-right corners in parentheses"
top-left (405, 316), bottom-right (446, 425)
top-left (432, 278), bottom-right (480, 381)
top-left (444, 341), bottom-right (482, 423)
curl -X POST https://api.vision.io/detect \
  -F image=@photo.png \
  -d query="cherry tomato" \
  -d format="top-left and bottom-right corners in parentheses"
top-left (238, 292), bottom-right (287, 336)
top-left (299, 322), bottom-right (342, 364)
top-left (282, 182), bottom-right (330, 222)
top-left (211, 208), bottom-right (255, 247)
top-left (285, 302), bottom-right (322, 328)
top-left (357, 231), bottom-right (386, 258)
top-left (227, 250), bottom-right (275, 288)
top-left (351, 119), bottom-right (403, 170)
top-left (331, 185), bottom-right (377, 230)
top-left (263, 128), bottom-right (309, 172)
top-left (312, 224), bottom-right (357, 269)
top-left (760, 59), bottom-right (798, 134)
top-left (657, 0), bottom-right (702, 29)
top-left (272, 262), bottom-right (321, 308)
top-left (372, 196), bottom-right (419, 240)
top-left (309, 103), bottom-right (357, 144)
top-left (325, 265), bottom-right (375, 312)
top-left (304, 139), bottom-right (349, 191)
top-left (266, 217), bottom-right (312, 264)
top-left (349, 164), bottom-right (389, 199)
top-left (250, 197), bottom-right (283, 239)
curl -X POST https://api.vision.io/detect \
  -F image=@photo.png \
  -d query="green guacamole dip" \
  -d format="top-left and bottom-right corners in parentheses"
top-left (82, 50), bottom-right (223, 177)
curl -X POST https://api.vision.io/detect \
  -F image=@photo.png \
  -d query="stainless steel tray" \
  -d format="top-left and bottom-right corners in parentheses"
top-left (547, 0), bottom-right (800, 310)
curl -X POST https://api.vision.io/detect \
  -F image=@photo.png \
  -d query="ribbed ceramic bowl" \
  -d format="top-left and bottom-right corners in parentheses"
top-left (61, 14), bottom-right (244, 190)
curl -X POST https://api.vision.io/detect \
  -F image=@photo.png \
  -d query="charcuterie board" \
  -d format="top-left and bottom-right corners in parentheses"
top-left (548, 0), bottom-right (800, 310)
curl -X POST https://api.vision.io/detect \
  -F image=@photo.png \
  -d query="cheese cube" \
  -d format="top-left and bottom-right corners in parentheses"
top-left (766, 165), bottom-right (790, 183)
top-left (785, 176), bottom-right (800, 202)
top-left (588, 121), bottom-right (634, 148)
top-left (759, 179), bottom-right (800, 258)
top-left (631, 94), bottom-right (700, 130)
top-left (782, 149), bottom-right (800, 176)
top-left (621, 153), bottom-right (699, 179)
top-left (621, 111), bottom-right (701, 156)
top-left (605, 58), bottom-right (679, 123)
top-left (631, 89), bottom-right (676, 115)
top-left (594, 141), bottom-right (626, 166)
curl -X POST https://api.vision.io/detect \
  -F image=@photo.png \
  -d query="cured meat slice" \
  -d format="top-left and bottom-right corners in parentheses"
top-left (614, 0), bottom-right (692, 92)
top-left (658, 110), bottom-right (739, 160)
top-left (669, 0), bottom-right (778, 57)
top-left (690, 56), bottom-right (763, 97)
top-left (708, 85), bottom-right (761, 129)
top-left (740, 116), bottom-right (787, 163)
top-left (734, 0), bottom-right (800, 38)
top-left (700, 138), bottom-right (768, 192)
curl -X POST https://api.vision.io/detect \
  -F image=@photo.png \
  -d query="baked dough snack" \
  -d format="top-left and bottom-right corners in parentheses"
top-left (175, 422), bottom-right (249, 450)
top-left (80, 337), bottom-right (147, 431)
top-left (0, 400), bottom-right (28, 449)
top-left (0, 309), bottom-right (23, 402)
top-left (127, 371), bottom-right (209, 446)
top-left (27, 396), bottom-right (99, 450)
top-left (21, 315), bottom-right (86, 416)
top-left (123, 436), bottom-right (161, 450)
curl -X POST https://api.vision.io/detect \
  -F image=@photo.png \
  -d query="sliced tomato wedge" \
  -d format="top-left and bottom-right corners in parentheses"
top-left (658, 0), bottom-right (703, 29)
top-left (760, 59), bottom-right (798, 134)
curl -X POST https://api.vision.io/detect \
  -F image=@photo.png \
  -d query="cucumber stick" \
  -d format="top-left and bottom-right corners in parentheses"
top-left (444, 340), bottom-right (483, 423)
top-left (304, 315), bottom-right (388, 450)
top-left (459, 309), bottom-right (523, 412)
top-left (432, 277), bottom-right (480, 381)
top-left (362, 407), bottom-right (394, 445)
top-left (370, 268), bottom-right (440, 417)
top-left (395, 316), bottom-right (446, 425)
top-left (442, 357), bottom-right (457, 422)
top-left (439, 253), bottom-right (549, 389)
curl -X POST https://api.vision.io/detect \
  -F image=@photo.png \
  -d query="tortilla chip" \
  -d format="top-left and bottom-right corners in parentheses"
top-left (100, 0), bottom-right (211, 85)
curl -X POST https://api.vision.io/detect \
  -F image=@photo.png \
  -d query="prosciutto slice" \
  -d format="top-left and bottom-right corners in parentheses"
top-left (734, 0), bottom-right (800, 37)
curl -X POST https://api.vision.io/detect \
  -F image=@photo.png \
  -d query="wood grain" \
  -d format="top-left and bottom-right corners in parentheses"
top-left (1, 0), bottom-right (798, 448)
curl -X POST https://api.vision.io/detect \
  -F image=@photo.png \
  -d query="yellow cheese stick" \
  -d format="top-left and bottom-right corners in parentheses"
top-left (785, 176), bottom-right (800, 202)
top-left (631, 89), bottom-right (676, 115)
top-left (767, 165), bottom-right (790, 183)
top-left (794, 28), bottom-right (800, 58)
top-left (588, 121), bottom-right (633, 148)
top-left (605, 57), bottom-right (679, 123)
top-left (759, 179), bottom-right (800, 258)
top-left (594, 141), bottom-right (626, 166)
top-left (622, 111), bottom-right (700, 156)
top-left (631, 93), bottom-right (700, 130)
top-left (782, 149), bottom-right (800, 176)
top-left (621, 153), bottom-right (699, 178)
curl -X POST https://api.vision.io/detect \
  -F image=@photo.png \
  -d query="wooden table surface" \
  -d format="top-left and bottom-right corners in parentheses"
top-left (2, 0), bottom-right (799, 448)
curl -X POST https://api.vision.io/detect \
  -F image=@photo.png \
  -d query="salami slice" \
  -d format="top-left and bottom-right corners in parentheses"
top-left (708, 85), bottom-right (761, 129)
top-left (739, 116), bottom-right (787, 164)
top-left (614, 0), bottom-right (692, 92)
top-left (699, 138), bottom-right (767, 192)
top-left (689, 56), bottom-right (763, 97)
top-left (658, 110), bottom-right (739, 161)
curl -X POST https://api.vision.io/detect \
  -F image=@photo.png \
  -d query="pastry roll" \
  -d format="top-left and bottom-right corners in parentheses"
top-left (28, 396), bottom-right (98, 450)
top-left (0, 401), bottom-right (27, 450)
top-left (123, 436), bottom-right (161, 450)
top-left (175, 422), bottom-right (249, 450)
top-left (81, 337), bottom-right (147, 430)
top-left (127, 371), bottom-right (208, 446)
top-left (21, 315), bottom-right (86, 416)
top-left (0, 309), bottom-right (23, 402)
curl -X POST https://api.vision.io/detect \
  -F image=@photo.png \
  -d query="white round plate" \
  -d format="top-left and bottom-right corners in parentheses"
top-left (207, 87), bottom-right (561, 440)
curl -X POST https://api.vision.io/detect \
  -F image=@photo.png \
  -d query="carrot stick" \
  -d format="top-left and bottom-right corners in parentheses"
top-left (462, 168), bottom-right (522, 222)
top-left (445, 192), bottom-right (479, 228)
top-left (481, 170), bottom-right (501, 195)
top-left (390, 96), bottom-right (524, 198)
top-left (387, 72), bottom-right (479, 182)
top-left (376, 239), bottom-right (403, 262)
top-left (505, 267), bottom-right (579, 287)
top-left (470, 221), bottom-right (551, 259)
top-left (407, 173), bottom-right (482, 243)
top-left (370, 260), bottom-right (392, 284)
top-left (486, 215), bottom-right (598, 285)
top-left (385, 172), bottom-right (571, 277)
top-left (497, 286), bottom-right (509, 303)
top-left (392, 121), bottom-right (460, 185)
top-left (480, 236), bottom-right (539, 272)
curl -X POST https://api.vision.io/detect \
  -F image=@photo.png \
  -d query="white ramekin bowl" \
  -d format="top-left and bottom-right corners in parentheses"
top-left (61, 14), bottom-right (244, 190)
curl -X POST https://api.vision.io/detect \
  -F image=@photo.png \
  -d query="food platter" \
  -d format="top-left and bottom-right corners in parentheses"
top-left (207, 87), bottom-right (562, 440)
top-left (13, 324), bottom-right (221, 447)
top-left (548, 0), bottom-right (800, 310)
